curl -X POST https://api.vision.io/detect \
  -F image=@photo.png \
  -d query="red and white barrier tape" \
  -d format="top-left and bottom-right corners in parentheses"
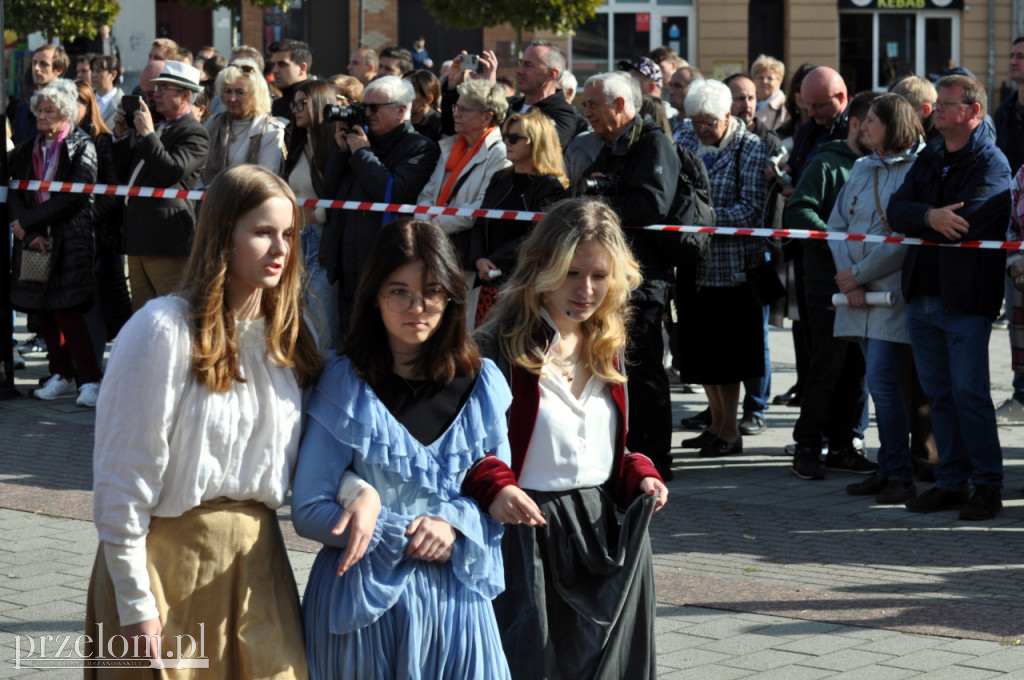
top-left (4, 179), bottom-right (1022, 251)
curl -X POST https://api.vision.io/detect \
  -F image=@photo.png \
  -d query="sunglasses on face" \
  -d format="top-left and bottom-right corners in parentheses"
top-left (503, 133), bottom-right (528, 145)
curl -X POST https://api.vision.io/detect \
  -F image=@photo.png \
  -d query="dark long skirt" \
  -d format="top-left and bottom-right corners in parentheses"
top-left (493, 487), bottom-right (658, 680)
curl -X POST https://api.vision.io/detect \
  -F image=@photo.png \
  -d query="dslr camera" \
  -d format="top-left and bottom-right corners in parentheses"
top-left (323, 102), bottom-right (368, 127)
top-left (582, 173), bottom-right (619, 195)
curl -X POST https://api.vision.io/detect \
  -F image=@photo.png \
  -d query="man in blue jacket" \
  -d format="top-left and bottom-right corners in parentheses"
top-left (887, 74), bottom-right (1011, 521)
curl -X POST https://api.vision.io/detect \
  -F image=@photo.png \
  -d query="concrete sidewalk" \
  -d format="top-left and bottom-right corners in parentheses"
top-left (2, 320), bottom-right (1024, 677)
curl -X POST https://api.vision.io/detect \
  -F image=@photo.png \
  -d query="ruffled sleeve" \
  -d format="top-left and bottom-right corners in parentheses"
top-left (292, 357), bottom-right (513, 632)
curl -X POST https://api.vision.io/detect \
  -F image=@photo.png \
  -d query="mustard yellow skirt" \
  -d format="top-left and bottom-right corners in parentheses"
top-left (85, 499), bottom-right (309, 679)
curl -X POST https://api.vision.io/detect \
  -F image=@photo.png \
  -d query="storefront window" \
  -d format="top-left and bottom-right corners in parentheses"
top-left (838, 1), bottom-right (960, 92)
top-left (569, 0), bottom-right (695, 82)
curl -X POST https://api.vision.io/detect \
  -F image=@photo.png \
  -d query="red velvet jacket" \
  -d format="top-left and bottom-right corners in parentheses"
top-left (463, 330), bottom-right (662, 512)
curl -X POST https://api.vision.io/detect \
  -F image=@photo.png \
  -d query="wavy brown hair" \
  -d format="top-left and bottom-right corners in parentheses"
top-left (478, 198), bottom-right (641, 384)
top-left (181, 164), bottom-right (322, 391)
top-left (345, 219), bottom-right (481, 386)
top-left (282, 80), bottom-right (337, 183)
top-left (74, 80), bottom-right (111, 137)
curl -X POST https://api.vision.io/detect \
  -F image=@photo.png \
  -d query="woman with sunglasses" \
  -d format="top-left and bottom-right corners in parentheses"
top-left (292, 218), bottom-right (512, 679)
top-left (471, 107), bottom-right (568, 324)
top-left (283, 80), bottom-right (342, 350)
top-left (199, 58), bottom-right (285, 189)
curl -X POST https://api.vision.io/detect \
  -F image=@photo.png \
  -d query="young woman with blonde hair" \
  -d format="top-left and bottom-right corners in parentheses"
top-left (466, 198), bottom-right (668, 680)
top-left (87, 164), bottom-right (321, 678)
top-left (471, 106), bottom-right (568, 323)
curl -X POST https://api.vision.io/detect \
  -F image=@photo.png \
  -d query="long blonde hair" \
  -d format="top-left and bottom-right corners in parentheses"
top-left (180, 164), bottom-right (321, 391)
top-left (479, 198), bottom-right (641, 384)
top-left (505, 107), bottom-right (569, 188)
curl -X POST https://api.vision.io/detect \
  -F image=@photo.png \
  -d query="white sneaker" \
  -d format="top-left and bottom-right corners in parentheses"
top-left (995, 397), bottom-right (1024, 424)
top-left (76, 382), bottom-right (100, 408)
top-left (34, 374), bottom-right (78, 400)
top-left (12, 351), bottom-right (25, 370)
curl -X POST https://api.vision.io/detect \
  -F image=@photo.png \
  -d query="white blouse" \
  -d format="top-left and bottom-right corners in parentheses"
top-left (93, 296), bottom-right (303, 623)
top-left (517, 311), bottom-right (617, 492)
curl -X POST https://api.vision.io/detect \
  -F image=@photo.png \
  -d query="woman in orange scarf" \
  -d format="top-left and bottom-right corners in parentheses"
top-left (418, 79), bottom-right (510, 324)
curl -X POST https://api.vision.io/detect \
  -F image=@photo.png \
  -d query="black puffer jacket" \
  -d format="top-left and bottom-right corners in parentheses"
top-left (10, 127), bottom-right (98, 312)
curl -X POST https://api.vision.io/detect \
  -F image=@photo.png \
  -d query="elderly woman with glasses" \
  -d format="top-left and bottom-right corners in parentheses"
top-left (199, 58), bottom-right (285, 188)
top-left (418, 79), bottom-right (510, 324)
top-left (10, 78), bottom-right (102, 406)
top-left (675, 79), bottom-right (770, 459)
top-left (751, 54), bottom-right (789, 132)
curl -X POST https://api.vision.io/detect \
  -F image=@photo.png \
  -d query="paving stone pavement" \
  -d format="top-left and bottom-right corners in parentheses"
top-left (2, 319), bottom-right (1024, 677)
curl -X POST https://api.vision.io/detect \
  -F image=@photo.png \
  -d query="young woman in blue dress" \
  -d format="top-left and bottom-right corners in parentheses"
top-left (292, 218), bottom-right (513, 679)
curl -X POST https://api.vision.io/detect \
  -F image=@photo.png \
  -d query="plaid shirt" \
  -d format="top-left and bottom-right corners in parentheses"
top-left (678, 123), bottom-right (769, 287)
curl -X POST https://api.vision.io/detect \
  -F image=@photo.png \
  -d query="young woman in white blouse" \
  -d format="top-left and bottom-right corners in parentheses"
top-left (86, 165), bottom-right (325, 677)
top-left (466, 198), bottom-right (669, 680)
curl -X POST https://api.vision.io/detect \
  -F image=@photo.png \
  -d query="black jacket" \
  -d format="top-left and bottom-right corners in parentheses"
top-left (504, 91), bottom-right (590, 150)
top-left (81, 124), bottom-right (123, 247)
top-left (994, 92), bottom-right (1024, 175)
top-left (887, 123), bottom-right (1012, 319)
top-left (321, 121), bottom-right (440, 300)
top-left (112, 113), bottom-right (210, 257)
top-left (469, 168), bottom-right (567, 279)
top-left (10, 128), bottom-right (98, 312)
top-left (788, 105), bottom-right (849, 182)
top-left (581, 117), bottom-right (680, 281)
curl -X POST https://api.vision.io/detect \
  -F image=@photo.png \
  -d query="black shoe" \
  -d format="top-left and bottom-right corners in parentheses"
top-left (791, 446), bottom-right (825, 480)
top-left (680, 408), bottom-right (711, 430)
top-left (824, 448), bottom-right (878, 474)
top-left (682, 430), bottom-right (717, 448)
top-left (905, 486), bottom-right (969, 513)
top-left (739, 414), bottom-right (767, 436)
top-left (772, 385), bottom-right (799, 406)
top-left (959, 485), bottom-right (1001, 521)
top-left (699, 436), bottom-right (742, 458)
top-left (846, 474), bottom-right (888, 496)
top-left (653, 458), bottom-right (675, 482)
top-left (876, 479), bottom-right (917, 504)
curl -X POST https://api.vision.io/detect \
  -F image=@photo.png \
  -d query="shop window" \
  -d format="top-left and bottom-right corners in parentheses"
top-left (569, 1), bottom-right (694, 82)
top-left (839, 7), bottom-right (959, 92)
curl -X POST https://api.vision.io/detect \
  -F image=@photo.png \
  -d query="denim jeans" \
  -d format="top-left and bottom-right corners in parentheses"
top-left (301, 223), bottom-right (341, 352)
top-left (1013, 369), bottom-right (1024, 404)
top-left (742, 304), bottom-right (771, 419)
top-left (864, 338), bottom-right (913, 481)
top-left (906, 297), bottom-right (1003, 489)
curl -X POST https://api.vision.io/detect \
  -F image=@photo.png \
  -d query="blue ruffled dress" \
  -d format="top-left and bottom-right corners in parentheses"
top-left (292, 355), bottom-right (513, 680)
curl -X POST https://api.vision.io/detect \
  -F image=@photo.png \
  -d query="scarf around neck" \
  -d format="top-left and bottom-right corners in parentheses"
top-left (436, 127), bottom-right (497, 206)
top-left (32, 123), bottom-right (71, 203)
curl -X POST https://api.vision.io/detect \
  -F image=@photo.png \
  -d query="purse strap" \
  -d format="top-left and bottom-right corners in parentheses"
top-left (873, 167), bottom-right (892, 233)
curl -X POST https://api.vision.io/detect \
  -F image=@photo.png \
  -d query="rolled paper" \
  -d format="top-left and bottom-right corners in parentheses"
top-left (832, 292), bottom-right (896, 307)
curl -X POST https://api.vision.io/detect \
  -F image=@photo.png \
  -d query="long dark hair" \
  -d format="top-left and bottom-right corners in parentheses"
top-left (282, 80), bottom-right (336, 184)
top-left (345, 219), bottom-right (481, 386)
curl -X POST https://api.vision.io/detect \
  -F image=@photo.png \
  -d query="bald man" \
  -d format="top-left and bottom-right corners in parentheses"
top-left (789, 67), bottom-right (849, 183)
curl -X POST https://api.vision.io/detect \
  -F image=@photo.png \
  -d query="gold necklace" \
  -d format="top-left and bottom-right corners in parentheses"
top-left (550, 352), bottom-right (581, 383)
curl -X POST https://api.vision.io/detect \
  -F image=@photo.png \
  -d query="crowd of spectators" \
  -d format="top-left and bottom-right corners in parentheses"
top-left (8, 33), bottom-right (1023, 524)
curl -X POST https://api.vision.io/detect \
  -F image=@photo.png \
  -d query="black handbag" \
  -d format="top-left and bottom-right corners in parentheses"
top-left (745, 259), bottom-right (786, 305)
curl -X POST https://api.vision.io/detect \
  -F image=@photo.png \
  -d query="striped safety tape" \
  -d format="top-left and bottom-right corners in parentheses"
top-left (6, 179), bottom-right (1023, 251)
